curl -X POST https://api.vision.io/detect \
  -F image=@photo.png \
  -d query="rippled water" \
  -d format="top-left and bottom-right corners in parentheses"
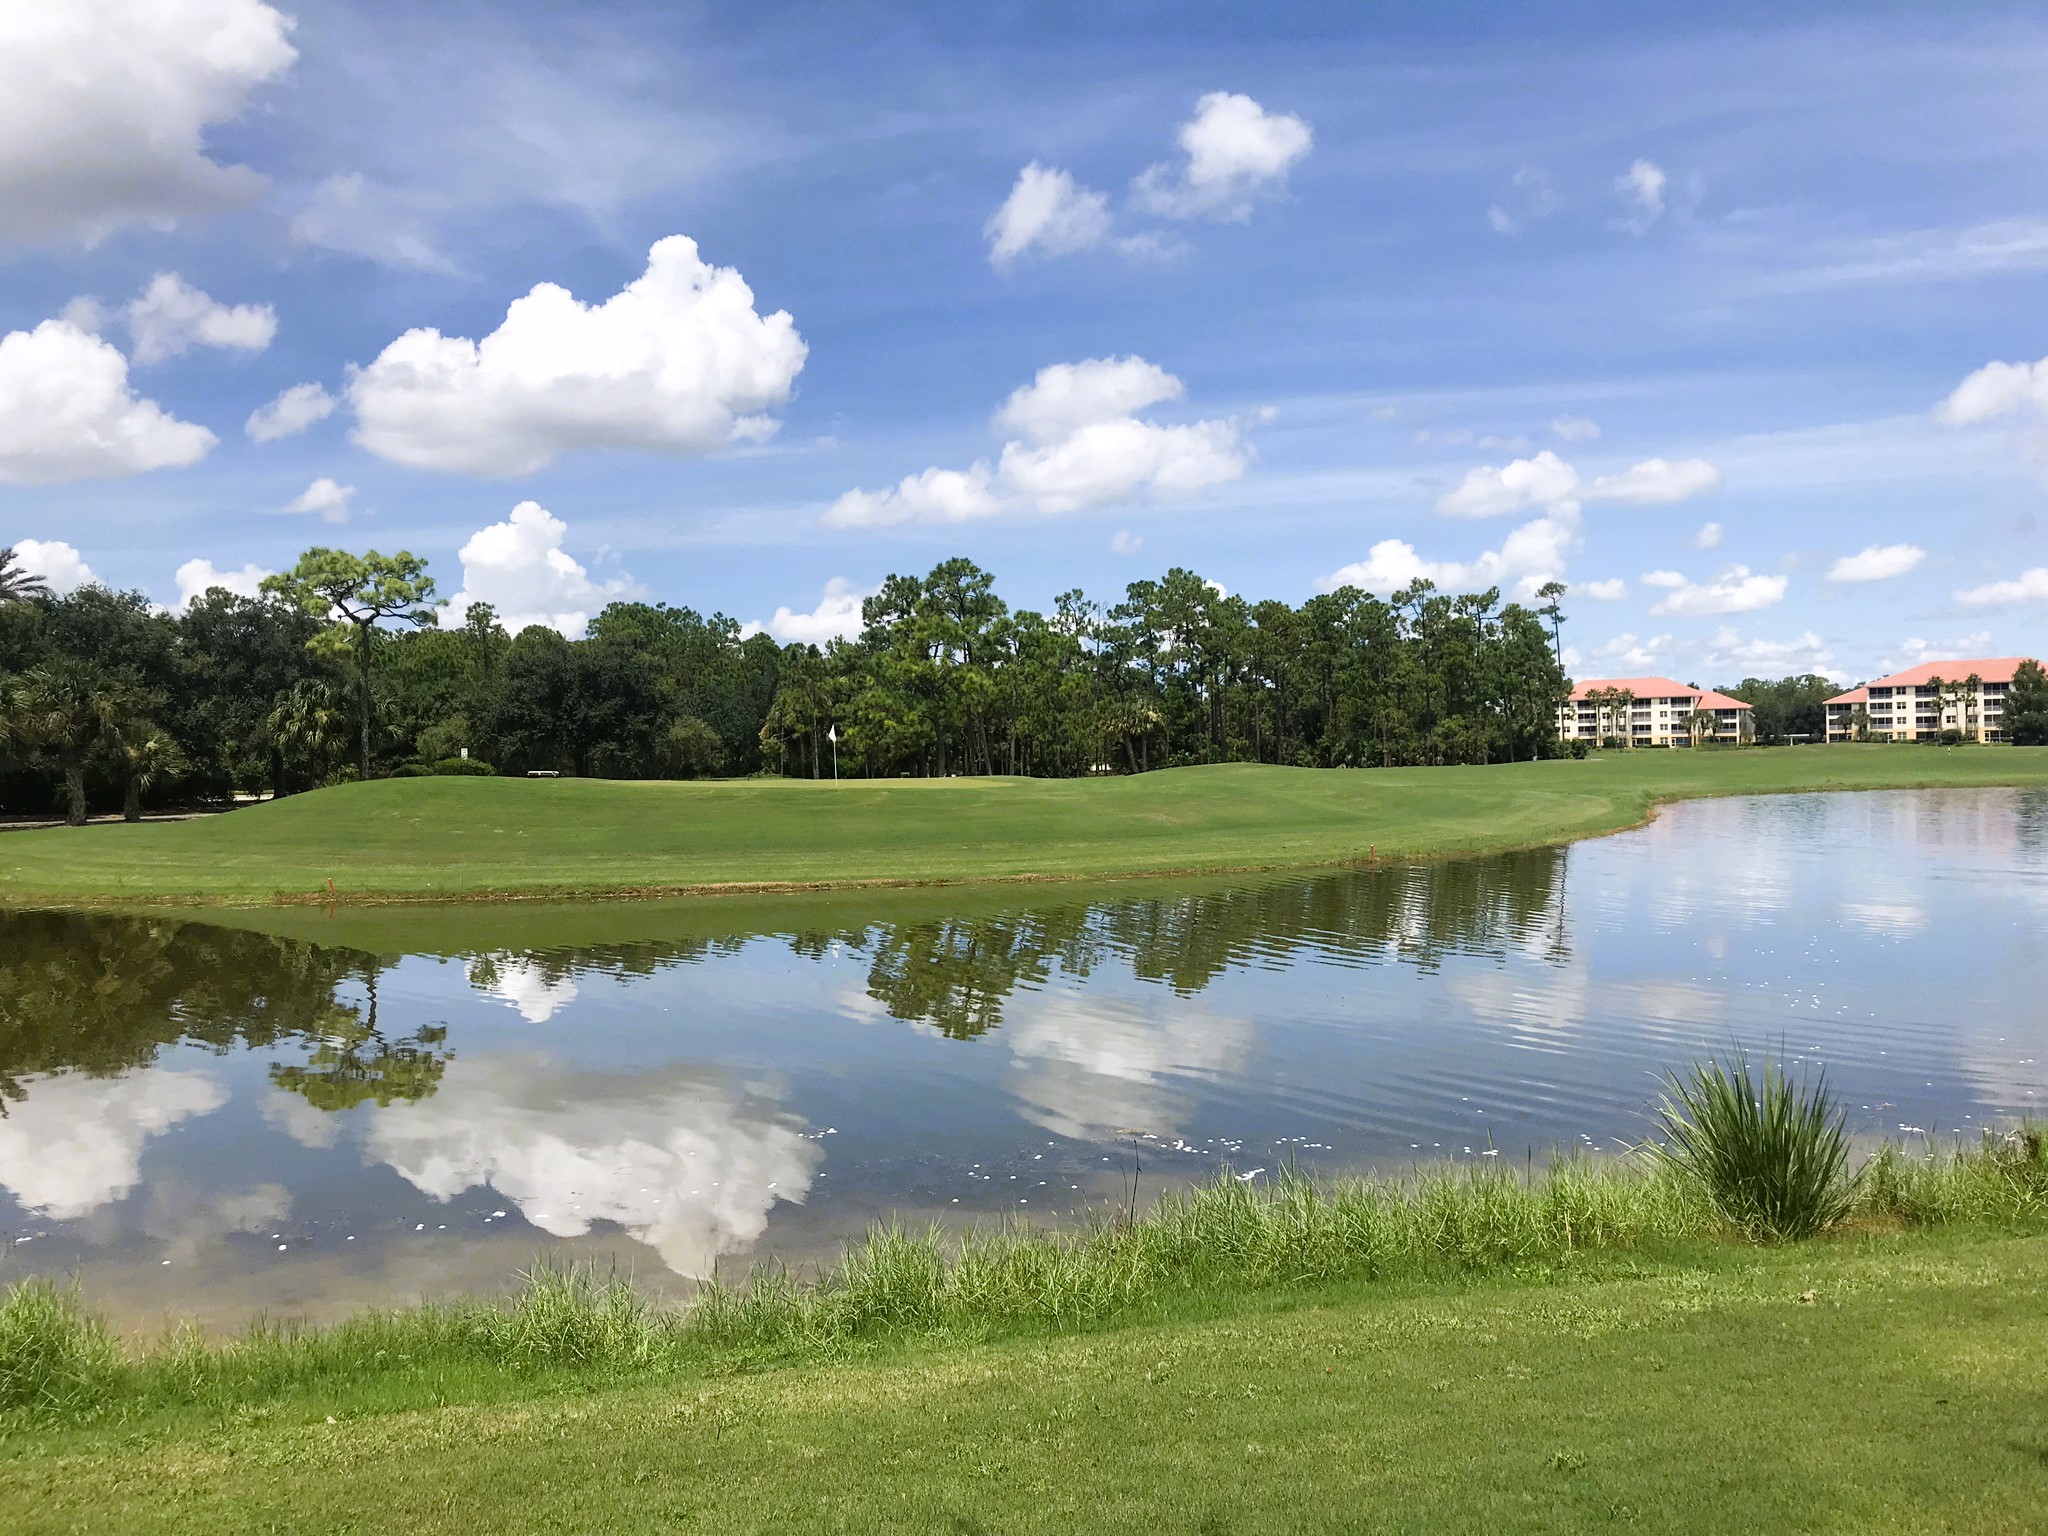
top-left (1, 787), bottom-right (2043, 1328)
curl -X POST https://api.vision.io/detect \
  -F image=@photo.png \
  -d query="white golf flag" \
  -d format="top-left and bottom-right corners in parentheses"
top-left (827, 725), bottom-right (838, 742)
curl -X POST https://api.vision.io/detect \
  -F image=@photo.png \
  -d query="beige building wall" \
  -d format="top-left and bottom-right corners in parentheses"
top-left (1826, 677), bottom-right (2014, 743)
top-left (1556, 684), bottom-right (1753, 747)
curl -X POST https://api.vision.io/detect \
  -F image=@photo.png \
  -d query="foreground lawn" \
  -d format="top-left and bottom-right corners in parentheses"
top-left (1, 746), bottom-right (2044, 906)
top-left (6, 1229), bottom-right (2046, 1534)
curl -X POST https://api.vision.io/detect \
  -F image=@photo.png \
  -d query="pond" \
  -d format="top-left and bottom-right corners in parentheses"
top-left (1, 787), bottom-right (2043, 1329)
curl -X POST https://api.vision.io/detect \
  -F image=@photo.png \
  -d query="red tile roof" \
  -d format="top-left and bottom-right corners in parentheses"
top-left (1566, 676), bottom-right (1752, 710)
top-left (1826, 657), bottom-right (2038, 705)
top-left (1858, 657), bottom-right (2034, 691)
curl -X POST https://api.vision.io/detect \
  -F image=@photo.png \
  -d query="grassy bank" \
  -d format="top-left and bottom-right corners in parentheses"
top-left (6, 1132), bottom-right (2043, 1424)
top-left (4, 1138), bottom-right (2048, 1533)
top-left (2, 746), bottom-right (2045, 907)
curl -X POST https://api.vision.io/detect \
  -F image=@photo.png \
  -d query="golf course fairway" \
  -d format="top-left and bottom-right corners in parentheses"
top-left (1, 747), bottom-right (2044, 907)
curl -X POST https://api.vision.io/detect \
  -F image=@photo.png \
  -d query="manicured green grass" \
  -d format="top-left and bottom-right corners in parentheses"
top-left (2, 746), bottom-right (2044, 906)
top-left (5, 1139), bottom-right (2044, 1531)
top-left (6, 1230), bottom-right (2047, 1533)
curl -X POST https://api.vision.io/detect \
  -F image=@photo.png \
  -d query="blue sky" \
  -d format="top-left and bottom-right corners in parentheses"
top-left (3, 0), bottom-right (2046, 681)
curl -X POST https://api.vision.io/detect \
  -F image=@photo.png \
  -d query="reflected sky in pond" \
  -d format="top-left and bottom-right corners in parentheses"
top-left (1, 787), bottom-right (2044, 1329)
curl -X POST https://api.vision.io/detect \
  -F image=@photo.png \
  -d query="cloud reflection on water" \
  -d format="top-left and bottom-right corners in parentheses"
top-left (1004, 994), bottom-right (1253, 1141)
top-left (0, 1068), bottom-right (226, 1220)
top-left (468, 956), bottom-right (581, 1023)
top-left (361, 1051), bottom-right (819, 1277)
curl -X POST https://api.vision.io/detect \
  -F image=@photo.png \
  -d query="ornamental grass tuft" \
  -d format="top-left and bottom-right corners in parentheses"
top-left (0, 1280), bottom-right (122, 1418)
top-left (1654, 1054), bottom-right (1856, 1240)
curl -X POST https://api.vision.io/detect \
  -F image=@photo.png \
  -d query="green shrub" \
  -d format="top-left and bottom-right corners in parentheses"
top-left (389, 758), bottom-right (497, 778)
top-left (0, 1280), bottom-right (122, 1418)
top-left (659, 716), bottom-right (723, 779)
top-left (1654, 1055), bottom-right (1856, 1240)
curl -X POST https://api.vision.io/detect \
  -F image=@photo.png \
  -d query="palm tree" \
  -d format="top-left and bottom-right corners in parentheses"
top-left (1931, 673), bottom-right (1979, 742)
top-left (1685, 707), bottom-right (1718, 748)
top-left (6, 659), bottom-right (128, 825)
top-left (267, 678), bottom-right (350, 794)
top-left (106, 717), bottom-right (190, 822)
top-left (0, 547), bottom-right (50, 604)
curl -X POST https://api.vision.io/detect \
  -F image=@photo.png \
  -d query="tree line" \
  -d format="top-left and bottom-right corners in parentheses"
top-left (0, 543), bottom-right (1579, 819)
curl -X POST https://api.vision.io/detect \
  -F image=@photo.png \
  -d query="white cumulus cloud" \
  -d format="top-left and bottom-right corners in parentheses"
top-left (1584, 457), bottom-right (1721, 503)
top-left (281, 477), bottom-right (355, 523)
top-left (1436, 449), bottom-right (1582, 518)
top-left (1698, 626), bottom-right (1841, 680)
top-left (985, 162), bottom-right (1112, 268)
top-left (1110, 530), bottom-right (1144, 555)
top-left (1694, 521), bottom-right (1724, 550)
top-left (446, 501), bottom-right (643, 639)
top-left (246, 382), bottom-right (337, 442)
top-left (994, 356), bottom-right (1183, 441)
top-left (1588, 632), bottom-right (1674, 670)
top-left (1935, 356), bottom-right (2048, 426)
top-left (348, 235), bottom-right (807, 475)
top-left (1955, 568), bottom-right (2048, 608)
top-left (174, 557), bottom-right (272, 610)
top-left (747, 577), bottom-right (870, 646)
top-left (0, 0), bottom-right (295, 245)
top-left (125, 273), bottom-right (275, 365)
top-left (1614, 157), bottom-right (1667, 235)
top-left (827, 465), bottom-right (1002, 529)
top-left (1579, 578), bottom-right (1628, 600)
top-left (998, 417), bottom-right (1244, 515)
top-left (1550, 414), bottom-right (1600, 442)
top-left (1325, 511), bottom-right (1579, 602)
top-left (0, 320), bottom-right (216, 483)
top-left (1827, 543), bottom-right (1925, 584)
top-left (1133, 92), bottom-right (1312, 222)
top-left (1647, 565), bottom-right (1788, 617)
top-left (827, 356), bottom-right (1246, 528)
top-left (1435, 450), bottom-right (1718, 518)
top-left (13, 539), bottom-right (99, 596)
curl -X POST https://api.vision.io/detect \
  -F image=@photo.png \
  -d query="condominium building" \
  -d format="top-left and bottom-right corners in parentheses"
top-left (1824, 658), bottom-right (2037, 743)
top-left (1557, 676), bottom-right (1756, 747)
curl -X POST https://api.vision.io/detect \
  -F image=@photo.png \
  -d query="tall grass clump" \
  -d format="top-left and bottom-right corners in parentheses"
top-left (1862, 1125), bottom-right (2048, 1226)
top-left (1654, 1054), bottom-right (1855, 1240)
top-left (0, 1280), bottom-right (123, 1419)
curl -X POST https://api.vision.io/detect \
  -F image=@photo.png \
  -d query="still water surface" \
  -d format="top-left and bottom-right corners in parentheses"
top-left (1, 788), bottom-right (2043, 1328)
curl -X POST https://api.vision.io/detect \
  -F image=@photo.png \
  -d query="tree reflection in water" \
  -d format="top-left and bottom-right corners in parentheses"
top-left (0, 849), bottom-right (1569, 1117)
top-left (0, 912), bottom-right (449, 1112)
